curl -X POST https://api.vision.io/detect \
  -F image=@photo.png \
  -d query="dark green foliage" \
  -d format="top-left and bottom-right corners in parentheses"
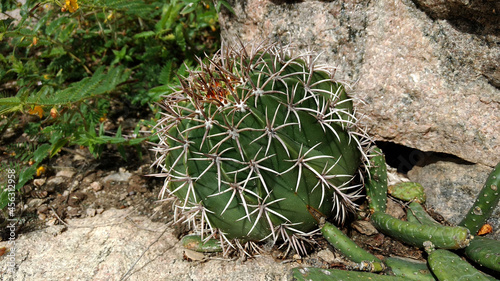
top-left (406, 202), bottom-right (440, 226)
top-left (383, 257), bottom-right (436, 281)
top-left (0, 0), bottom-right (222, 209)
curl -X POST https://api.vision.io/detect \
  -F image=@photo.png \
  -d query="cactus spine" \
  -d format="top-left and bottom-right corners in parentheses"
top-left (151, 42), bottom-right (370, 255)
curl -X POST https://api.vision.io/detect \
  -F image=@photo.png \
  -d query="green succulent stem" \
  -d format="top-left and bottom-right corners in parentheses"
top-left (152, 41), bottom-right (370, 255)
top-left (459, 162), bottom-right (500, 235)
top-left (371, 211), bottom-right (472, 249)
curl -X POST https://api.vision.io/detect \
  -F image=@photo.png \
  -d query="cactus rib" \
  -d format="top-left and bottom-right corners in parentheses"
top-left (459, 162), bottom-right (500, 235)
top-left (370, 211), bottom-right (472, 249)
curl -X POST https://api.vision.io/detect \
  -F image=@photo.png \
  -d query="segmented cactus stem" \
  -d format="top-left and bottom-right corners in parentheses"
top-left (365, 147), bottom-right (388, 213)
top-left (371, 211), bottom-right (472, 249)
top-left (459, 162), bottom-right (500, 235)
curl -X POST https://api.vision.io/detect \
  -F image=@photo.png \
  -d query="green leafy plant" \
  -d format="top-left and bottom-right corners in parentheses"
top-left (0, 0), bottom-right (223, 209)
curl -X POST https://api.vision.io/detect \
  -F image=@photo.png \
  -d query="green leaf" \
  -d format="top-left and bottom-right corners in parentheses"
top-left (33, 143), bottom-right (51, 163)
top-left (50, 138), bottom-right (69, 158)
top-left (159, 61), bottom-right (174, 85)
top-left (133, 31), bottom-right (156, 39)
top-left (15, 165), bottom-right (37, 190)
top-left (215, 0), bottom-right (234, 14)
top-left (117, 144), bottom-right (127, 160)
top-left (180, 2), bottom-right (198, 15)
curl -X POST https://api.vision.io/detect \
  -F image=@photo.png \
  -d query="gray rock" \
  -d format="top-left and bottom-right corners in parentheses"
top-left (103, 168), bottom-right (132, 183)
top-left (218, 0), bottom-right (500, 167)
top-left (0, 208), bottom-right (295, 281)
top-left (408, 161), bottom-right (499, 239)
top-left (411, 0), bottom-right (500, 36)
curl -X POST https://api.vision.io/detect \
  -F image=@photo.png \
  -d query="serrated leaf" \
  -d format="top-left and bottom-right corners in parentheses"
top-left (159, 61), bottom-right (174, 85)
top-left (33, 143), bottom-right (51, 163)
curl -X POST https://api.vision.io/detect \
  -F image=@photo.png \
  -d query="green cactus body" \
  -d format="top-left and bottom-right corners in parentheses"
top-left (291, 267), bottom-right (407, 281)
top-left (464, 236), bottom-right (500, 273)
top-left (365, 147), bottom-right (388, 213)
top-left (388, 182), bottom-right (426, 204)
top-left (459, 162), bottom-right (500, 235)
top-left (152, 42), bottom-right (369, 254)
top-left (427, 249), bottom-right (493, 281)
top-left (371, 211), bottom-right (472, 249)
top-left (321, 220), bottom-right (383, 266)
top-left (383, 257), bottom-right (436, 281)
top-left (181, 234), bottom-right (223, 253)
top-left (406, 202), bottom-right (441, 226)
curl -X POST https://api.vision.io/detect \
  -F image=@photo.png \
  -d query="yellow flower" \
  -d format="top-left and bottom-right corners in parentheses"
top-left (36, 166), bottom-right (46, 177)
top-left (28, 105), bottom-right (44, 119)
top-left (63, 0), bottom-right (79, 13)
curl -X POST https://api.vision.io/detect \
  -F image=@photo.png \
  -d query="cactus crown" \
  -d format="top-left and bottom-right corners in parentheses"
top-left (151, 41), bottom-right (371, 256)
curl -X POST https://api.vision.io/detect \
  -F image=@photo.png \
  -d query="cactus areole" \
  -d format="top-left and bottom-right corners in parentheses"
top-left (151, 42), bottom-right (370, 254)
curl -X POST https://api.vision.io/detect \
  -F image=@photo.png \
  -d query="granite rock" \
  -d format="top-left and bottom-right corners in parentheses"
top-left (0, 208), bottom-right (294, 281)
top-left (218, 0), bottom-right (500, 167)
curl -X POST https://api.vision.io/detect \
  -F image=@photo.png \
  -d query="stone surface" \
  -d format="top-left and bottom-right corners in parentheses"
top-left (218, 0), bottom-right (500, 167)
top-left (408, 161), bottom-right (499, 239)
top-left (0, 208), bottom-right (295, 281)
top-left (411, 0), bottom-right (500, 36)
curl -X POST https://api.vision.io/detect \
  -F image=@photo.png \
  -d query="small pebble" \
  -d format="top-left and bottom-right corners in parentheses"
top-left (352, 220), bottom-right (379, 236)
top-left (33, 178), bottom-right (46, 187)
top-left (37, 204), bottom-right (49, 214)
top-left (86, 208), bottom-right (96, 217)
top-left (316, 249), bottom-right (336, 263)
top-left (119, 192), bottom-right (128, 201)
top-left (90, 181), bottom-right (103, 192)
top-left (56, 169), bottom-right (76, 178)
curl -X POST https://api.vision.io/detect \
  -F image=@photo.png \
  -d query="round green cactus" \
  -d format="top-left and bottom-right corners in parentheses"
top-left (151, 42), bottom-right (370, 255)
